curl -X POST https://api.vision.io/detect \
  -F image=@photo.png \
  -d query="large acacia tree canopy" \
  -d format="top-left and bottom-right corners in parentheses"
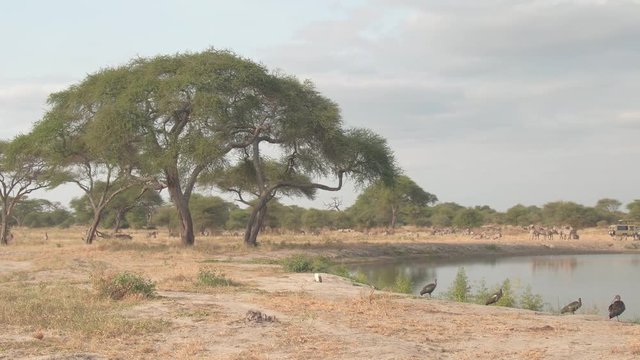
top-left (30, 49), bottom-right (398, 245)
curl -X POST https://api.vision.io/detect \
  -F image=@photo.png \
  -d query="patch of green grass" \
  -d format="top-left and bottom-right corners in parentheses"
top-left (197, 268), bottom-right (238, 287)
top-left (0, 283), bottom-right (167, 336)
top-left (484, 244), bottom-right (500, 251)
top-left (92, 271), bottom-right (156, 300)
top-left (280, 254), bottom-right (333, 273)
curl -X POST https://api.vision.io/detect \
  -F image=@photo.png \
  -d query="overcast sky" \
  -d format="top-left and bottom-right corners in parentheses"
top-left (1, 0), bottom-right (639, 211)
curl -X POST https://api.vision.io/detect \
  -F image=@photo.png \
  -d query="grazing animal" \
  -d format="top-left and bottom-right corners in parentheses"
top-left (608, 295), bottom-right (626, 320)
top-left (420, 278), bottom-right (437, 297)
top-left (485, 288), bottom-right (503, 305)
top-left (561, 298), bottom-right (582, 314)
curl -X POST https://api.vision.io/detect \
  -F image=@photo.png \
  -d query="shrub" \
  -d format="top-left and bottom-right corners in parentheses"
top-left (281, 254), bottom-right (332, 273)
top-left (445, 267), bottom-right (470, 302)
top-left (197, 268), bottom-right (236, 287)
top-left (93, 271), bottom-right (156, 300)
top-left (519, 285), bottom-right (544, 311)
top-left (393, 273), bottom-right (413, 294)
top-left (494, 278), bottom-right (515, 307)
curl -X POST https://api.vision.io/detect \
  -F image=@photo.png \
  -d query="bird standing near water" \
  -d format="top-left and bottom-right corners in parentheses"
top-left (561, 298), bottom-right (582, 314)
top-left (608, 295), bottom-right (625, 320)
top-left (420, 279), bottom-right (437, 297)
top-left (485, 288), bottom-right (503, 305)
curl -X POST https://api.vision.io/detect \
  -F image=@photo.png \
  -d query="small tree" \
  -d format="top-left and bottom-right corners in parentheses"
top-left (349, 175), bottom-right (437, 228)
top-left (0, 136), bottom-right (55, 244)
top-left (446, 267), bottom-right (470, 302)
top-left (453, 208), bottom-right (484, 228)
top-left (627, 200), bottom-right (640, 222)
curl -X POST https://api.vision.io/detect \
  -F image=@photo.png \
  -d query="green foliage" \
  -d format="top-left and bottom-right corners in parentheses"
top-left (348, 175), bottom-right (437, 228)
top-left (92, 271), bottom-right (156, 300)
top-left (302, 209), bottom-right (333, 230)
top-left (393, 273), bottom-right (413, 294)
top-left (504, 204), bottom-right (542, 226)
top-left (197, 268), bottom-right (237, 287)
top-left (12, 198), bottom-right (73, 228)
top-left (443, 269), bottom-right (544, 311)
top-left (445, 267), bottom-right (470, 302)
top-left (627, 200), bottom-right (640, 222)
top-left (189, 194), bottom-right (235, 233)
top-left (519, 285), bottom-right (544, 311)
top-left (225, 208), bottom-right (250, 230)
top-left (541, 201), bottom-right (600, 228)
top-left (494, 279), bottom-right (515, 307)
top-left (453, 208), bottom-right (484, 228)
top-left (469, 279), bottom-right (491, 304)
top-left (281, 254), bottom-right (333, 273)
top-left (595, 198), bottom-right (622, 213)
top-left (430, 202), bottom-right (465, 227)
top-left (151, 205), bottom-right (179, 231)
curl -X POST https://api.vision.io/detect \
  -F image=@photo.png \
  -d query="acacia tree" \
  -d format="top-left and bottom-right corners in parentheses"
top-left (33, 77), bottom-right (155, 243)
top-left (9, 198), bottom-right (56, 227)
top-left (70, 183), bottom-right (162, 232)
top-left (0, 136), bottom-right (54, 244)
top-left (627, 200), bottom-right (640, 222)
top-left (206, 75), bottom-right (398, 245)
top-left (349, 175), bottom-right (437, 228)
top-left (40, 50), bottom-right (283, 246)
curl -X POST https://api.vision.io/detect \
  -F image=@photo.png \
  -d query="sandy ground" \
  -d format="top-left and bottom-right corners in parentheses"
top-left (1, 226), bottom-right (639, 359)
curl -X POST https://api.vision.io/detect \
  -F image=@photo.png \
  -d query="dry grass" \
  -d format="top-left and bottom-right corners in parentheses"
top-left (0, 225), bottom-right (637, 359)
top-left (0, 282), bottom-right (167, 336)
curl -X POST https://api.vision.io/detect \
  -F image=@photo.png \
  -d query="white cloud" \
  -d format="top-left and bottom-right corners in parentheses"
top-left (0, 81), bottom-right (69, 138)
top-left (261, 0), bottom-right (640, 209)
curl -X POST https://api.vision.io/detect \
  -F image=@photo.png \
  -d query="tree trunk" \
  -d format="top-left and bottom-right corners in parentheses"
top-left (0, 213), bottom-right (9, 245)
top-left (85, 212), bottom-right (102, 244)
top-left (244, 198), bottom-right (268, 246)
top-left (390, 205), bottom-right (398, 228)
top-left (166, 176), bottom-right (195, 246)
top-left (113, 209), bottom-right (125, 233)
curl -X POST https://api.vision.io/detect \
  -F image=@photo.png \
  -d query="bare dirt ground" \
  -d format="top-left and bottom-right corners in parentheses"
top-left (1, 226), bottom-right (640, 359)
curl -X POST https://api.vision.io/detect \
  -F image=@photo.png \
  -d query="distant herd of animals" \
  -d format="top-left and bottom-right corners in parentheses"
top-left (419, 279), bottom-right (626, 320)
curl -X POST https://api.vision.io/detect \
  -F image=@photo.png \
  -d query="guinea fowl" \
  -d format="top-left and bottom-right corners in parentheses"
top-left (485, 288), bottom-right (503, 305)
top-left (420, 279), bottom-right (437, 297)
top-left (608, 295), bottom-right (626, 320)
top-left (561, 298), bottom-right (582, 314)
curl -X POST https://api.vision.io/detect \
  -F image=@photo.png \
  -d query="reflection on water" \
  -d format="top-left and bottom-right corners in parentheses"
top-left (531, 257), bottom-right (578, 273)
top-left (349, 253), bottom-right (640, 319)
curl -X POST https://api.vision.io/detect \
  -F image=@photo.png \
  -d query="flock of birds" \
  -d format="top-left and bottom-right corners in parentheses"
top-left (419, 279), bottom-right (626, 320)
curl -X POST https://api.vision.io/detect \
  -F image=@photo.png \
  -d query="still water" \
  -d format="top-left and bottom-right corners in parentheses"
top-left (349, 253), bottom-right (640, 319)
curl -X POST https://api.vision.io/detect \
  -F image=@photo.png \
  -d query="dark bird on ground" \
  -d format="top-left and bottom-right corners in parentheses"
top-left (485, 288), bottom-right (503, 305)
top-left (561, 298), bottom-right (582, 314)
top-left (420, 279), bottom-right (437, 297)
top-left (608, 295), bottom-right (626, 320)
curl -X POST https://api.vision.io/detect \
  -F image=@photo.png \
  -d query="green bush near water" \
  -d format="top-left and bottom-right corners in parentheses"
top-left (280, 254), bottom-right (333, 273)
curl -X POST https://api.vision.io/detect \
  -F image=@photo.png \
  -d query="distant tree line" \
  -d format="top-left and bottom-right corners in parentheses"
top-left (12, 189), bottom-right (640, 233)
